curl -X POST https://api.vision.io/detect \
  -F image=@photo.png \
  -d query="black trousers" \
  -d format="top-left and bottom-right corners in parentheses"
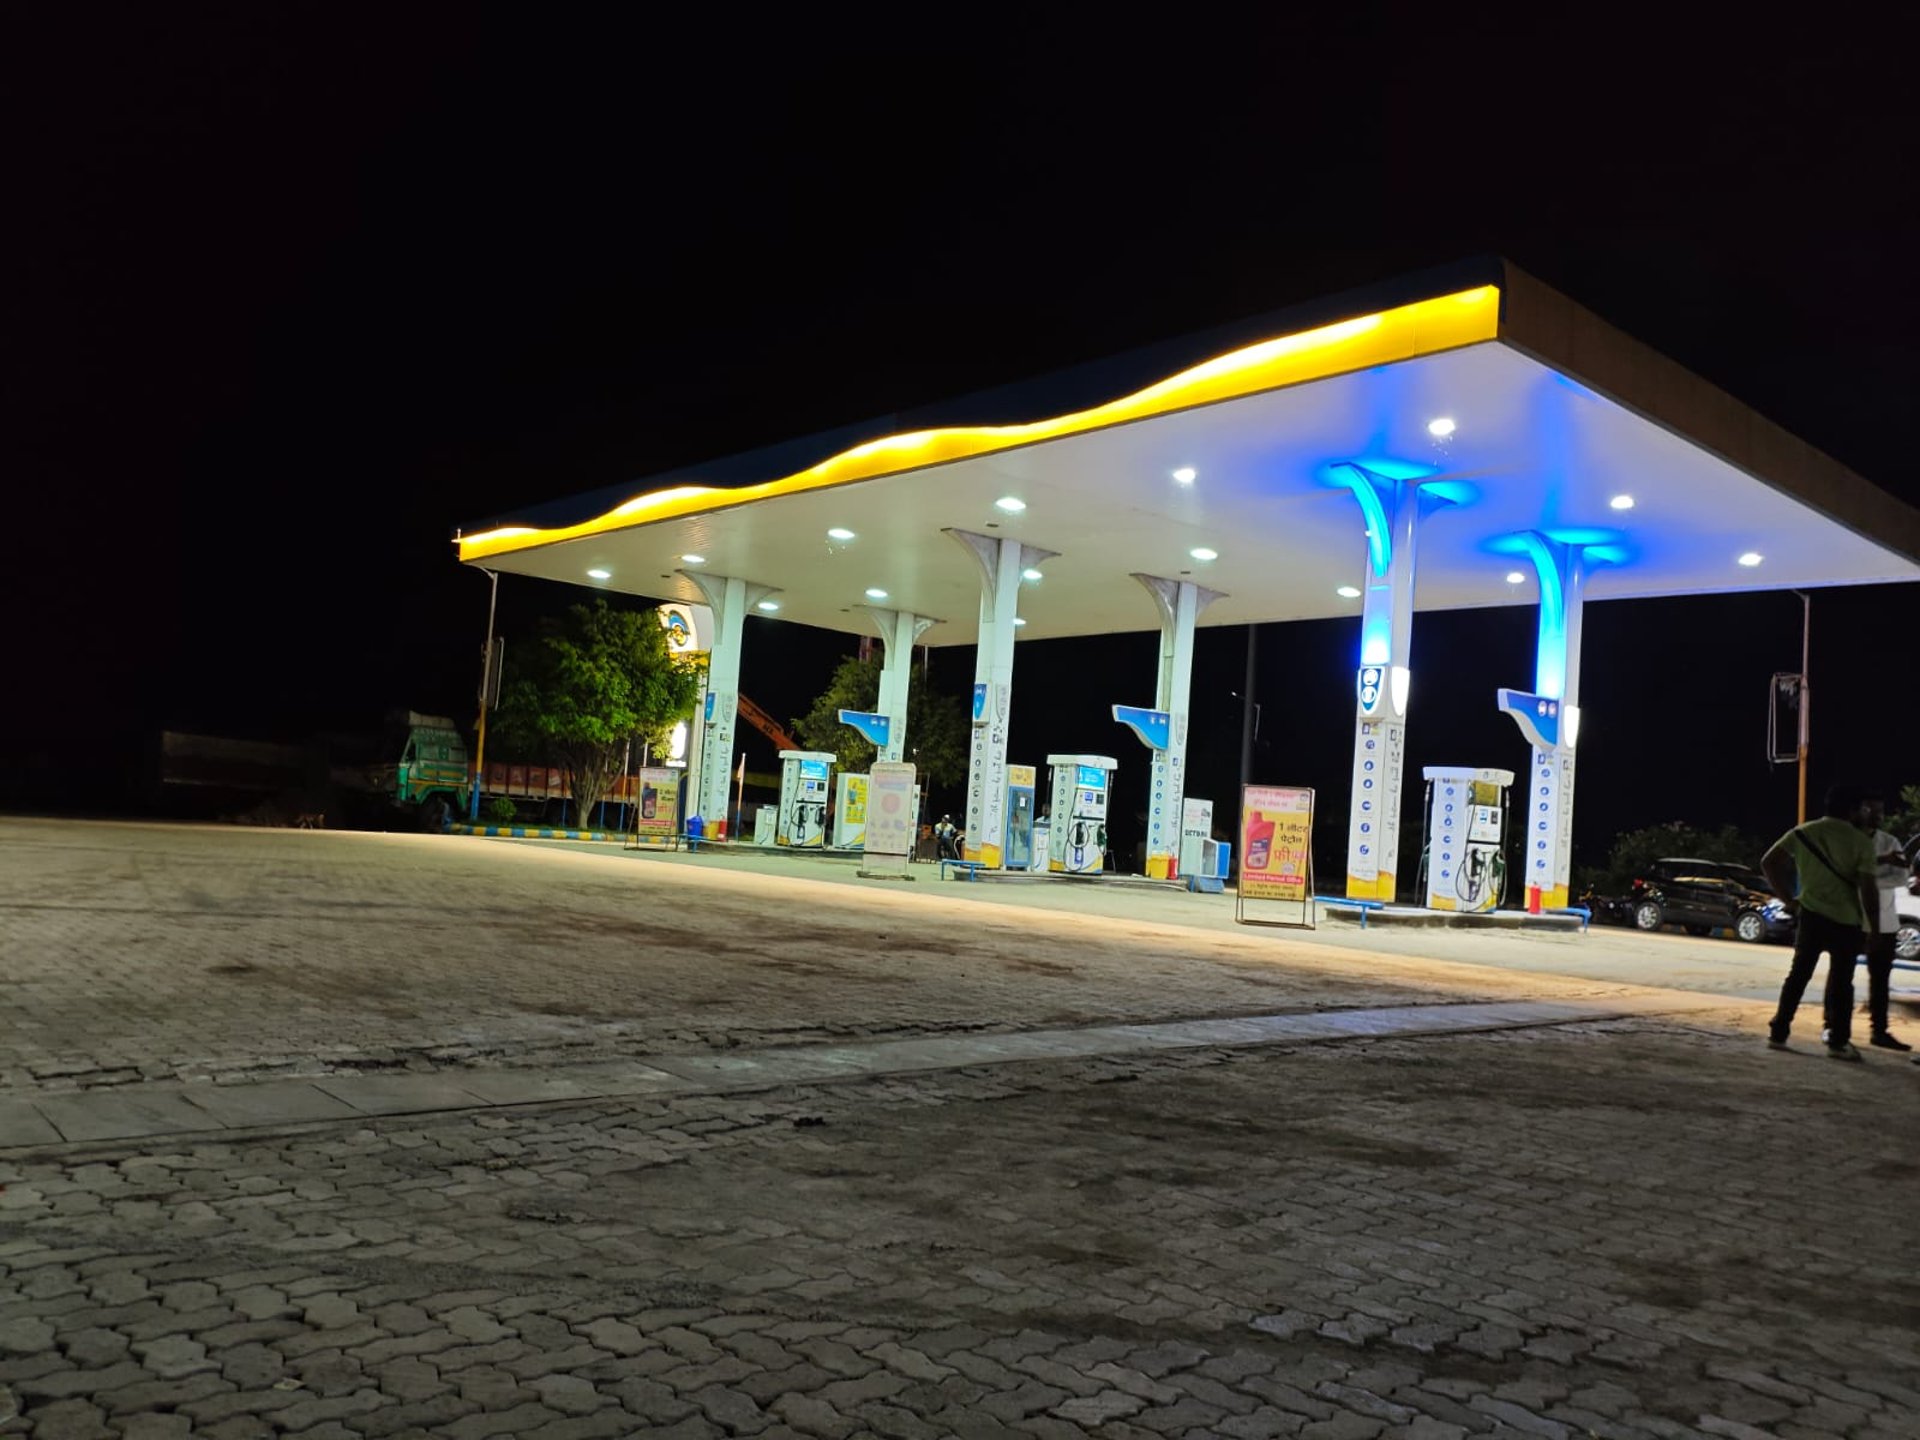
top-left (1863, 931), bottom-right (1896, 1037)
top-left (1770, 908), bottom-right (1863, 1047)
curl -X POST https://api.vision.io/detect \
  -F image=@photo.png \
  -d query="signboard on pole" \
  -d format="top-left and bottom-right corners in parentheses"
top-left (837, 709), bottom-right (892, 749)
top-left (861, 761), bottom-right (917, 876)
top-left (1237, 784), bottom-right (1315, 928)
top-left (656, 602), bottom-right (714, 656)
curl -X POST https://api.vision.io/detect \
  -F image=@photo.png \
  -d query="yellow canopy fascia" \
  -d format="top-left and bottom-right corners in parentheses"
top-left (459, 285), bottom-right (1501, 563)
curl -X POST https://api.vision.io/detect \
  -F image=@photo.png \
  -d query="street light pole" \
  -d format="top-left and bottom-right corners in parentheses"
top-left (471, 567), bottom-right (499, 821)
top-left (1238, 623), bottom-right (1257, 793)
top-left (1794, 590), bottom-right (1811, 825)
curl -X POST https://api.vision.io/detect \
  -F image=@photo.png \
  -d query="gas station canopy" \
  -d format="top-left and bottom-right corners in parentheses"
top-left (459, 259), bottom-right (1920, 640)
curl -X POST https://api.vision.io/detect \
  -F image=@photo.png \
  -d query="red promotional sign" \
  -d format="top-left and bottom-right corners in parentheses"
top-left (1237, 785), bottom-right (1315, 928)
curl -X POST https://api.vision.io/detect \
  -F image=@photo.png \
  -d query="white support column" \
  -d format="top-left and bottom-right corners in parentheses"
top-left (1498, 535), bottom-right (1598, 913)
top-left (947, 528), bottom-right (1057, 868)
top-left (1127, 575), bottom-right (1225, 878)
top-left (682, 570), bottom-right (777, 838)
top-left (1335, 465), bottom-right (1458, 902)
top-left (860, 606), bottom-right (938, 764)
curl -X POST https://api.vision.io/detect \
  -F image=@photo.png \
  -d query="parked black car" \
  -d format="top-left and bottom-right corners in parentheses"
top-left (1627, 857), bottom-right (1793, 943)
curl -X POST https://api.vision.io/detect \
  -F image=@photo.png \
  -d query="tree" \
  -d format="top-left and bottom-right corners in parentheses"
top-left (791, 654), bottom-right (970, 786)
top-left (492, 600), bottom-right (701, 821)
top-left (1884, 783), bottom-right (1920, 845)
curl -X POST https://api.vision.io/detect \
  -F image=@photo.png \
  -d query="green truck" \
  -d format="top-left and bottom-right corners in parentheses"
top-left (385, 712), bottom-right (471, 825)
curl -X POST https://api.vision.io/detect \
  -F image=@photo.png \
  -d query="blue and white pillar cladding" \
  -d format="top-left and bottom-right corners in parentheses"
top-left (860, 605), bottom-right (938, 764)
top-left (1132, 575), bottom-right (1225, 876)
top-left (947, 528), bottom-right (1058, 869)
top-left (682, 569), bottom-right (778, 836)
top-left (1497, 535), bottom-right (1605, 912)
top-left (1335, 466), bottom-right (1460, 902)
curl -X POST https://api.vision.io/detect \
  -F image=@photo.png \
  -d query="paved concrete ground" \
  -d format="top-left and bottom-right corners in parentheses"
top-left (0, 821), bottom-right (1825, 1095)
top-left (3, 818), bottom-right (1918, 1439)
top-left (0, 997), bottom-right (1737, 1149)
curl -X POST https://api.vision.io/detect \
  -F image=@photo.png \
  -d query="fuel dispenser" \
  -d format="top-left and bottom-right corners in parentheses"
top-left (1005, 764), bottom-right (1038, 871)
top-left (776, 751), bottom-right (835, 848)
top-left (1420, 766), bottom-right (1513, 912)
top-left (1046, 754), bottom-right (1116, 875)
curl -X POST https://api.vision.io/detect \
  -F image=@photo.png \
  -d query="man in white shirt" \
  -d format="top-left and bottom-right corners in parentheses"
top-left (1861, 797), bottom-right (1911, 1051)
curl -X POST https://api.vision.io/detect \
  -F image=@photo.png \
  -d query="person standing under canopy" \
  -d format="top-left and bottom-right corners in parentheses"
top-left (1761, 786), bottom-right (1882, 1062)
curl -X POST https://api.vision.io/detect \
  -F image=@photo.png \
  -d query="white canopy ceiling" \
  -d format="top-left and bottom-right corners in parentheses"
top-left (459, 266), bottom-right (1920, 646)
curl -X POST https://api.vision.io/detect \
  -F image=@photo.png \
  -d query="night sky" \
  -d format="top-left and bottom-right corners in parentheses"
top-left (10, 12), bottom-right (1917, 871)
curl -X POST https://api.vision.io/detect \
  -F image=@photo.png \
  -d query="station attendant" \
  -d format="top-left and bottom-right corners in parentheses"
top-left (1761, 786), bottom-right (1881, 1062)
top-left (1860, 797), bottom-right (1912, 1051)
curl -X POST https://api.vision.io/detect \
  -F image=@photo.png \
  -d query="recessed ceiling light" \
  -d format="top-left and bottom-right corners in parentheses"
top-left (1737, 551), bottom-right (1763, 567)
top-left (1505, 571), bottom-right (1526, 585)
top-left (1609, 494), bottom-right (1635, 511)
top-left (865, 587), bottom-right (889, 599)
top-left (1171, 466), bottom-right (1197, 484)
top-left (1022, 567), bottom-right (1043, 582)
top-left (827, 527), bottom-right (856, 541)
top-left (1189, 547), bottom-right (1218, 562)
top-left (1336, 585), bottom-right (1362, 599)
top-left (586, 568), bottom-right (612, 581)
top-left (1427, 416), bottom-right (1457, 438)
top-left (994, 496), bottom-right (1026, 513)
top-left (757, 600), bottom-right (780, 612)
top-left (1013, 617), bottom-right (1028, 627)
top-left (679, 553), bottom-right (705, 564)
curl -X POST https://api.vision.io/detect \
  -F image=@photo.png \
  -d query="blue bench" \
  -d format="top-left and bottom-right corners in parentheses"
top-left (939, 859), bottom-right (987, 882)
top-left (1547, 905), bottom-right (1593, 931)
top-left (1317, 896), bottom-right (1386, 928)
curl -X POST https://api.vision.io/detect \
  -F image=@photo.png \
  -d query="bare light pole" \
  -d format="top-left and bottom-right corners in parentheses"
top-left (1794, 590), bottom-right (1811, 825)
top-left (1238, 624), bottom-right (1257, 793)
top-left (470, 567), bottom-right (500, 821)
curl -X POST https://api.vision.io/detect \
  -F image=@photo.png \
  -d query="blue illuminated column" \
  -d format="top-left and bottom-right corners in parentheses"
top-left (1497, 536), bottom-right (1598, 912)
top-left (860, 605), bottom-right (938, 763)
top-left (1125, 575), bottom-right (1224, 878)
top-left (947, 529), bottom-right (1057, 868)
top-left (1336, 466), bottom-right (1459, 902)
top-left (682, 570), bottom-right (778, 838)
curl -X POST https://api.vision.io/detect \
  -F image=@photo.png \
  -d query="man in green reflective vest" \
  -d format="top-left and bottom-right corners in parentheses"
top-left (1761, 786), bottom-right (1882, 1062)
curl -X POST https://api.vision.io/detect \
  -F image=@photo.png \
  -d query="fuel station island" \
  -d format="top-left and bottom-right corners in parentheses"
top-left (458, 259), bottom-right (1920, 921)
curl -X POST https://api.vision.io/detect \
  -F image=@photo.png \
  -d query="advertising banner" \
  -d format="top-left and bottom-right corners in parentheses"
top-left (835, 774), bottom-right (869, 848)
top-left (1237, 784), bottom-right (1315, 928)
top-left (632, 767), bottom-right (681, 841)
top-left (863, 762), bottom-right (918, 870)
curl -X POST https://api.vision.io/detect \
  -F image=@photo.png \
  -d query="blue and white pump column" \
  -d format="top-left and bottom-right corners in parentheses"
top-left (947, 528), bottom-right (1057, 869)
top-left (1336, 465), bottom-right (1460, 902)
top-left (1497, 535), bottom-right (1607, 913)
top-left (840, 606), bottom-right (938, 762)
top-left (682, 570), bottom-right (778, 839)
top-left (1113, 575), bottom-right (1224, 879)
